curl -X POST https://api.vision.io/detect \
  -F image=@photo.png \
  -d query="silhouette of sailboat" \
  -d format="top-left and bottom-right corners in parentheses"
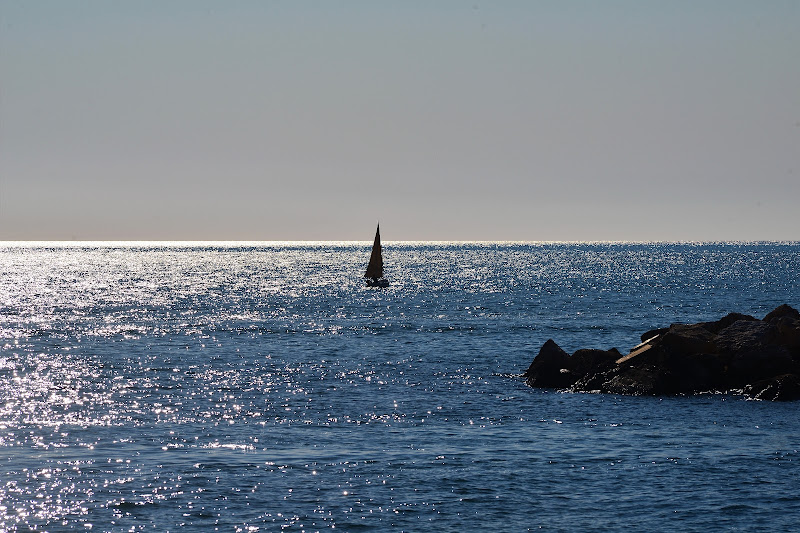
top-left (365, 224), bottom-right (389, 287)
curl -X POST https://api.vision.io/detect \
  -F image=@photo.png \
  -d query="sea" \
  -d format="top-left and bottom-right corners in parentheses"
top-left (1, 241), bottom-right (799, 532)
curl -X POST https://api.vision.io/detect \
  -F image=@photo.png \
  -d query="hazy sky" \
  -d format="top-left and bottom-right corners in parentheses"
top-left (2, 1), bottom-right (799, 241)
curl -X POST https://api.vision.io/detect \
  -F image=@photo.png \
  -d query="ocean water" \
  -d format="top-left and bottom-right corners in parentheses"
top-left (1, 241), bottom-right (799, 532)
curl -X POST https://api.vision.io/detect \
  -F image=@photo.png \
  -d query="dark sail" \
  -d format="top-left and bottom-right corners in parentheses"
top-left (364, 224), bottom-right (383, 280)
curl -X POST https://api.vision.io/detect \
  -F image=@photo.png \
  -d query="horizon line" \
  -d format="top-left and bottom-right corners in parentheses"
top-left (1, 239), bottom-right (799, 247)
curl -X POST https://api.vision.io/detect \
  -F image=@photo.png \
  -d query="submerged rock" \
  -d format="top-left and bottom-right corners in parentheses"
top-left (524, 304), bottom-right (800, 401)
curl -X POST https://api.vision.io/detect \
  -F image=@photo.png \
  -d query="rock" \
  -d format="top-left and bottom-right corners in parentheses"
top-left (744, 374), bottom-right (800, 401)
top-left (699, 312), bottom-right (758, 334)
top-left (764, 304), bottom-right (800, 322)
top-left (600, 364), bottom-right (667, 396)
top-left (640, 327), bottom-right (669, 344)
top-left (729, 344), bottom-right (795, 385)
top-left (523, 339), bottom-right (573, 389)
top-left (772, 316), bottom-right (800, 349)
top-left (659, 323), bottom-right (719, 355)
top-left (570, 348), bottom-right (621, 378)
top-left (523, 304), bottom-right (800, 400)
top-left (523, 340), bottom-right (619, 390)
top-left (716, 320), bottom-right (775, 356)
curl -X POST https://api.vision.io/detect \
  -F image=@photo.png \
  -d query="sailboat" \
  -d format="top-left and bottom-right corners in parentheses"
top-left (365, 224), bottom-right (390, 287)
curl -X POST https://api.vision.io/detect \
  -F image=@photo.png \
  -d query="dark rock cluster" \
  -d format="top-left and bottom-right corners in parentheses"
top-left (524, 304), bottom-right (800, 401)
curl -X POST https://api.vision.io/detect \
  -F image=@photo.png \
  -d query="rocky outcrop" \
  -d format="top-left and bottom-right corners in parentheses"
top-left (523, 304), bottom-right (800, 401)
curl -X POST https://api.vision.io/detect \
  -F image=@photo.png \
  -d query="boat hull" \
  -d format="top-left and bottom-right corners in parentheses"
top-left (366, 278), bottom-right (389, 288)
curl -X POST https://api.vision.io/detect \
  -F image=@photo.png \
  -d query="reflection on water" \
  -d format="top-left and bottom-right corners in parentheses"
top-left (1, 242), bottom-right (799, 531)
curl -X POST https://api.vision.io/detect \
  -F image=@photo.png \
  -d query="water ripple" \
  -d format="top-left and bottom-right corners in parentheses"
top-left (1, 243), bottom-right (799, 531)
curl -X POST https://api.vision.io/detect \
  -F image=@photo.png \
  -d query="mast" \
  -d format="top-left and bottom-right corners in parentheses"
top-left (364, 224), bottom-right (384, 279)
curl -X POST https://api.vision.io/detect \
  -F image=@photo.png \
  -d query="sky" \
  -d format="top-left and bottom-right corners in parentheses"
top-left (1, 1), bottom-right (799, 241)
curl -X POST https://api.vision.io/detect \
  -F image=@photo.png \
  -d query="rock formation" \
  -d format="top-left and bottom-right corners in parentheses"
top-left (524, 304), bottom-right (800, 401)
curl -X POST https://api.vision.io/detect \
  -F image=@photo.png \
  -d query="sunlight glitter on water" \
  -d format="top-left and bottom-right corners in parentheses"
top-left (2, 243), bottom-right (799, 531)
